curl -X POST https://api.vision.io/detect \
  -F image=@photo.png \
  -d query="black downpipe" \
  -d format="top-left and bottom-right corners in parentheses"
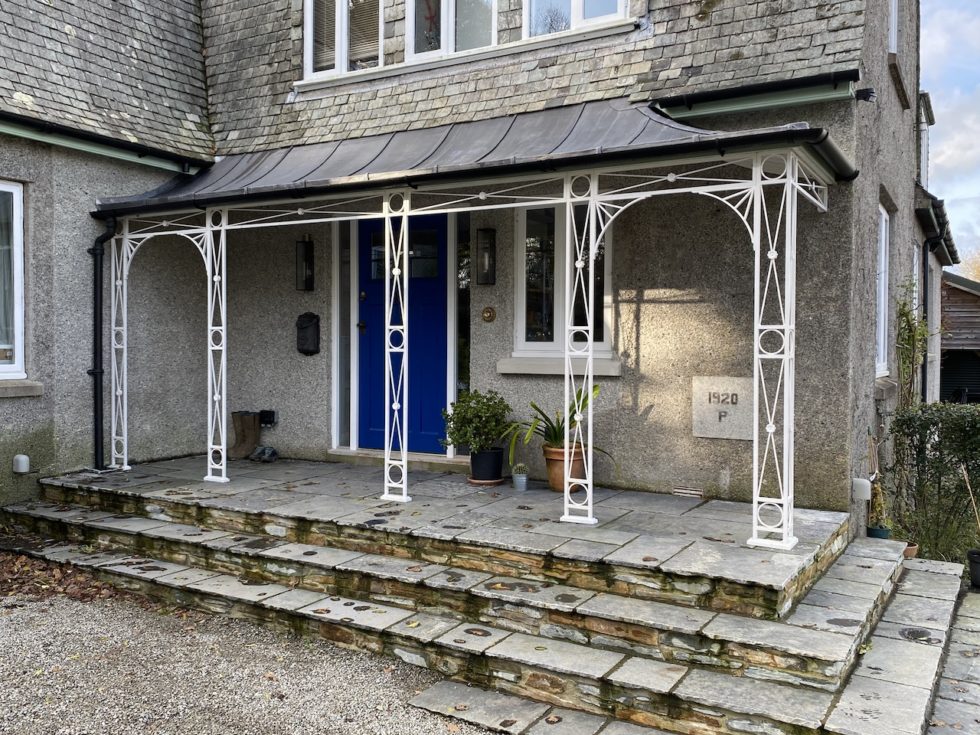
top-left (920, 242), bottom-right (930, 402)
top-left (87, 216), bottom-right (117, 470)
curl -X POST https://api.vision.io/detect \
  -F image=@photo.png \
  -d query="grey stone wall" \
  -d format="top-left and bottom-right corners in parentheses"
top-left (202, 0), bottom-right (866, 154)
top-left (0, 137), bottom-right (172, 504)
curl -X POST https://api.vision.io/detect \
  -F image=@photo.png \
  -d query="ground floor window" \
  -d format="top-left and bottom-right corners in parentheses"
top-left (0, 180), bottom-right (24, 379)
top-left (876, 205), bottom-right (890, 377)
top-left (514, 205), bottom-right (612, 357)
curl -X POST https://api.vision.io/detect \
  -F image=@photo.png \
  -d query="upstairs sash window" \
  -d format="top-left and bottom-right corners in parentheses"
top-left (408, 0), bottom-right (496, 58)
top-left (525, 0), bottom-right (623, 38)
top-left (308, 0), bottom-right (381, 75)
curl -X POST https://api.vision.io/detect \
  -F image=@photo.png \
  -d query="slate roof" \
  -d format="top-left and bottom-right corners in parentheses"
top-left (94, 98), bottom-right (856, 217)
top-left (0, 0), bottom-right (213, 162)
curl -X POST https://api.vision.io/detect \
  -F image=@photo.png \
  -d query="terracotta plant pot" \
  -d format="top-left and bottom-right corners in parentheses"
top-left (542, 444), bottom-right (584, 493)
top-left (903, 542), bottom-right (919, 560)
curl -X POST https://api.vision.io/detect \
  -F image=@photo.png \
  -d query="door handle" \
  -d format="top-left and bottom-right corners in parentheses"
top-left (357, 321), bottom-right (367, 334)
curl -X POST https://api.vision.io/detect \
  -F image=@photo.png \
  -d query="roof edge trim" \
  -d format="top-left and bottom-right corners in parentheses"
top-left (652, 69), bottom-right (862, 111)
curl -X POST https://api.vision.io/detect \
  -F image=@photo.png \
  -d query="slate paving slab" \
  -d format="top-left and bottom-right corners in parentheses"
top-left (196, 488), bottom-right (310, 512)
top-left (168, 477), bottom-right (282, 496)
top-left (184, 573), bottom-right (290, 603)
top-left (337, 554), bottom-right (447, 583)
top-left (575, 593), bottom-right (714, 634)
top-left (898, 570), bottom-right (963, 602)
top-left (424, 567), bottom-right (494, 592)
top-left (672, 668), bottom-right (832, 729)
top-left (873, 620), bottom-right (947, 647)
top-left (603, 534), bottom-right (693, 570)
top-left (410, 680), bottom-right (550, 734)
top-left (926, 697), bottom-right (980, 735)
top-left (473, 577), bottom-right (596, 612)
top-left (485, 632), bottom-right (624, 678)
top-left (87, 515), bottom-right (171, 534)
top-left (257, 588), bottom-right (330, 612)
top-left (262, 495), bottom-right (381, 522)
top-left (825, 674), bottom-right (933, 735)
top-left (937, 676), bottom-right (980, 706)
top-left (882, 594), bottom-right (958, 630)
top-left (843, 537), bottom-right (906, 562)
top-left (705, 613), bottom-right (854, 660)
top-left (854, 634), bottom-right (943, 688)
top-left (387, 613), bottom-right (460, 643)
top-left (101, 558), bottom-right (189, 580)
top-left (942, 642), bottom-right (980, 684)
top-left (810, 576), bottom-right (884, 601)
top-left (6, 503), bottom-right (113, 524)
top-left (141, 522), bottom-right (232, 544)
top-left (786, 603), bottom-right (867, 636)
top-left (455, 526), bottom-right (565, 555)
top-left (525, 708), bottom-right (606, 735)
top-left (154, 567), bottom-right (223, 587)
top-left (600, 723), bottom-right (674, 735)
top-left (549, 538), bottom-right (623, 562)
top-left (824, 554), bottom-right (898, 588)
top-left (597, 492), bottom-right (704, 516)
top-left (660, 539), bottom-right (808, 588)
top-left (904, 558), bottom-right (964, 576)
top-left (258, 542), bottom-right (363, 569)
top-left (603, 656), bottom-right (687, 693)
top-left (296, 595), bottom-right (414, 631)
top-left (436, 623), bottom-right (513, 654)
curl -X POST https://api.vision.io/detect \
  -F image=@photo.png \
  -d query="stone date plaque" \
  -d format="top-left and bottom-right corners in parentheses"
top-left (692, 376), bottom-right (753, 441)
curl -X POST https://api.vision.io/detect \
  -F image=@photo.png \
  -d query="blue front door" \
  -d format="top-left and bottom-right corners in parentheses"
top-left (358, 215), bottom-right (448, 453)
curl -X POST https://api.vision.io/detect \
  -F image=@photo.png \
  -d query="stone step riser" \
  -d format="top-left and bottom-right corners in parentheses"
top-left (40, 481), bottom-right (849, 620)
top-left (39, 552), bottom-right (828, 735)
top-left (6, 508), bottom-right (855, 692)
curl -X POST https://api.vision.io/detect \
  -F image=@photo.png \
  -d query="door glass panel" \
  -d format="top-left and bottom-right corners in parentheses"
top-left (528, 0), bottom-right (570, 36)
top-left (409, 229), bottom-right (439, 278)
top-left (583, 0), bottom-right (617, 19)
top-left (338, 222), bottom-right (351, 446)
top-left (414, 0), bottom-right (442, 52)
top-left (455, 0), bottom-right (493, 51)
top-left (456, 213), bottom-right (471, 396)
top-left (524, 208), bottom-right (556, 342)
top-left (349, 0), bottom-right (380, 70)
top-left (0, 190), bottom-right (12, 363)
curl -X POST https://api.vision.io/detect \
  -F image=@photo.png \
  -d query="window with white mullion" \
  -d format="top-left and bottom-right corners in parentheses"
top-left (525, 0), bottom-right (623, 38)
top-left (888, 0), bottom-right (899, 53)
top-left (0, 181), bottom-right (25, 380)
top-left (875, 206), bottom-right (890, 377)
top-left (513, 205), bottom-right (612, 358)
top-left (407, 0), bottom-right (496, 60)
top-left (306, 0), bottom-right (381, 77)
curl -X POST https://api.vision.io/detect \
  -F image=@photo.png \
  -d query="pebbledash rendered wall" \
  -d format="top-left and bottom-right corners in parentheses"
top-left (0, 136), bottom-right (174, 504)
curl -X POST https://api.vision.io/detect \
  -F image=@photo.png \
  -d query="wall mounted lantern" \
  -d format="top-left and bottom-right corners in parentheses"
top-left (476, 228), bottom-right (496, 285)
top-left (296, 234), bottom-right (314, 291)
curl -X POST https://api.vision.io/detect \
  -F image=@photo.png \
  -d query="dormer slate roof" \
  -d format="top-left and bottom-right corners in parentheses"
top-left (0, 0), bottom-right (213, 162)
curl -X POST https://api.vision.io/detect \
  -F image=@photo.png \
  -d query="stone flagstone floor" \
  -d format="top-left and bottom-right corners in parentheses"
top-left (929, 589), bottom-right (980, 734)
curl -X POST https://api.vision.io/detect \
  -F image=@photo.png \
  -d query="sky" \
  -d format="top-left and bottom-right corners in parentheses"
top-left (921, 0), bottom-right (980, 266)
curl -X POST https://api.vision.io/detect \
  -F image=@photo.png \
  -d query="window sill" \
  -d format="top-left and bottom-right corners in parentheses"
top-left (887, 53), bottom-right (911, 110)
top-left (294, 18), bottom-right (639, 96)
top-left (0, 379), bottom-right (43, 398)
top-left (874, 375), bottom-right (897, 401)
top-left (497, 355), bottom-right (622, 376)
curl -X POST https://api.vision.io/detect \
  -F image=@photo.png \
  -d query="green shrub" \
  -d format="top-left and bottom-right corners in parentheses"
top-left (889, 402), bottom-right (980, 561)
top-left (442, 390), bottom-right (511, 454)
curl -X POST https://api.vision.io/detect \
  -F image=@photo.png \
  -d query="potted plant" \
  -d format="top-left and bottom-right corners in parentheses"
top-left (442, 390), bottom-right (511, 485)
top-left (902, 540), bottom-right (919, 559)
top-left (511, 463), bottom-right (529, 491)
top-left (963, 465), bottom-right (980, 588)
top-left (502, 385), bottom-right (609, 493)
top-left (867, 477), bottom-right (892, 539)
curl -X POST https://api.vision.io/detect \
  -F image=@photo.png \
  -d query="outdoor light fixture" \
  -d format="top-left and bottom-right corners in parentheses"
top-left (296, 234), bottom-right (315, 291)
top-left (855, 87), bottom-right (877, 102)
top-left (476, 228), bottom-right (496, 285)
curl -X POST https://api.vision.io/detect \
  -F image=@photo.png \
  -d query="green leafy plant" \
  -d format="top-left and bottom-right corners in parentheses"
top-left (442, 390), bottom-right (511, 454)
top-left (888, 403), bottom-right (980, 561)
top-left (511, 463), bottom-right (529, 476)
top-left (502, 385), bottom-right (610, 465)
top-left (895, 280), bottom-right (930, 410)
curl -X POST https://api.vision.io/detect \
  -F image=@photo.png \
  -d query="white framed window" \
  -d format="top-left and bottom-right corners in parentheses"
top-left (911, 242), bottom-right (920, 310)
top-left (523, 0), bottom-right (624, 38)
top-left (304, 0), bottom-right (383, 77)
top-left (888, 0), bottom-right (899, 53)
top-left (513, 205), bottom-right (613, 357)
top-left (407, 0), bottom-right (497, 60)
top-left (875, 206), bottom-right (890, 377)
top-left (0, 181), bottom-right (25, 380)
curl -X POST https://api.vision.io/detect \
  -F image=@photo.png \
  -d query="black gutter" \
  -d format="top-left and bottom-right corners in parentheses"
top-left (0, 109), bottom-right (212, 171)
top-left (87, 217), bottom-right (116, 471)
top-left (92, 126), bottom-right (859, 218)
top-left (652, 69), bottom-right (862, 111)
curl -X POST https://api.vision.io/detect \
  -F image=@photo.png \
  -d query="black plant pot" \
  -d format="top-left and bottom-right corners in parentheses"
top-left (968, 549), bottom-right (980, 588)
top-left (866, 526), bottom-right (892, 539)
top-left (470, 448), bottom-right (503, 482)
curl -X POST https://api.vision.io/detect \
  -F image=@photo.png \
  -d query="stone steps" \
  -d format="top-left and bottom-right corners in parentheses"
top-left (1, 535), bottom-right (842, 735)
top-left (38, 468), bottom-right (850, 620)
top-left (4, 499), bottom-right (898, 692)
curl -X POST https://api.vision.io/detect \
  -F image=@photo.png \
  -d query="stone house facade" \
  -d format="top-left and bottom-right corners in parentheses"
top-left (0, 0), bottom-right (958, 537)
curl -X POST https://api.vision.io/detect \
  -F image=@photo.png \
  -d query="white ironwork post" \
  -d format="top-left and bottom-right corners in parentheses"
top-left (204, 210), bottom-right (229, 483)
top-left (561, 175), bottom-right (598, 525)
top-left (382, 191), bottom-right (411, 502)
top-left (748, 154), bottom-right (799, 550)
top-left (109, 224), bottom-right (131, 470)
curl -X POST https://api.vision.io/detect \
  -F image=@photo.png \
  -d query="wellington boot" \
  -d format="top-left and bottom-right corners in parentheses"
top-left (228, 412), bottom-right (246, 459)
top-left (230, 412), bottom-right (261, 460)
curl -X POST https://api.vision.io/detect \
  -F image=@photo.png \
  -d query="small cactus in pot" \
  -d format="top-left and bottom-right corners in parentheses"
top-left (511, 463), bottom-right (530, 491)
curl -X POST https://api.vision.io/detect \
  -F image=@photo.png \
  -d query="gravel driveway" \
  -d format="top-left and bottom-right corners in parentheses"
top-left (0, 593), bottom-right (491, 735)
